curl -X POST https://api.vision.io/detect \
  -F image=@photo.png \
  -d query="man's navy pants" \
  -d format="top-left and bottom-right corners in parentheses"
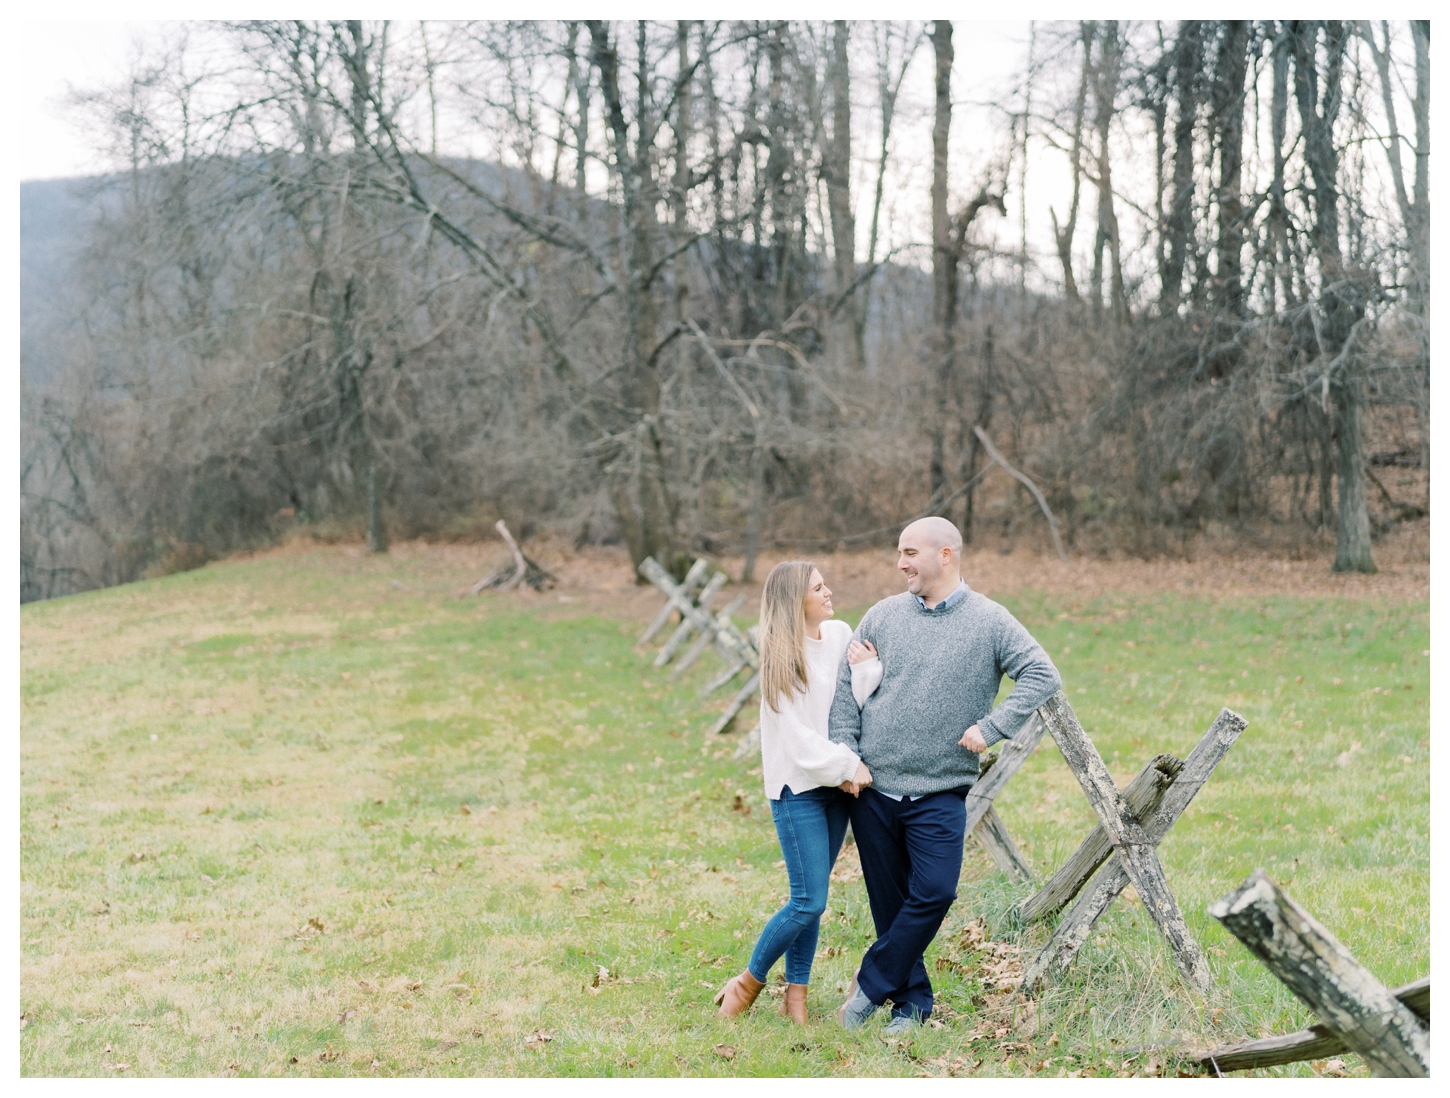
top-left (848, 785), bottom-right (970, 1020)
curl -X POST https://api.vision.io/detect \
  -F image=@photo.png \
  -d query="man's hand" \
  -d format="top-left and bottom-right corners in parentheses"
top-left (847, 639), bottom-right (878, 666)
top-left (959, 725), bottom-right (989, 752)
top-left (839, 761), bottom-right (873, 797)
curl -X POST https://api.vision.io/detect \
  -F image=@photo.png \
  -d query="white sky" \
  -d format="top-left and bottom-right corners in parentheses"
top-left (11, 17), bottom-right (1059, 288)
top-left (16, 21), bottom-right (160, 181)
top-left (12, 19), bottom-right (1028, 180)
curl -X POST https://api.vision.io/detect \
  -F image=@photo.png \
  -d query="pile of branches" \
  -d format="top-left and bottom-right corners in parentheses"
top-left (469, 521), bottom-right (555, 594)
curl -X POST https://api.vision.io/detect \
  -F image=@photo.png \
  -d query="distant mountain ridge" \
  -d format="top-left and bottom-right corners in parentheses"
top-left (20, 176), bottom-right (116, 389)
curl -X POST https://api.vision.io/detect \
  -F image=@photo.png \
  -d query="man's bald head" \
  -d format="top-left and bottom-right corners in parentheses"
top-left (897, 517), bottom-right (963, 606)
top-left (900, 516), bottom-right (963, 555)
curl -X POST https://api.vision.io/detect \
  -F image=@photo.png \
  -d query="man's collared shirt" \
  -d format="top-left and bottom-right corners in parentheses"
top-left (914, 578), bottom-right (967, 613)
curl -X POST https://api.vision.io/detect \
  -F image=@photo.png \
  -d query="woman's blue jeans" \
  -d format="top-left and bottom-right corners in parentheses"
top-left (746, 785), bottom-right (851, 985)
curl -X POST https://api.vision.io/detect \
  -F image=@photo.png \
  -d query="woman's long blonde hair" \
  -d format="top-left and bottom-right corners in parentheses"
top-left (758, 561), bottom-right (816, 713)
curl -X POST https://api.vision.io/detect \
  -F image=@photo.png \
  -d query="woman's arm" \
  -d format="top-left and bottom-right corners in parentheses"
top-left (766, 689), bottom-right (862, 790)
top-left (849, 652), bottom-right (882, 708)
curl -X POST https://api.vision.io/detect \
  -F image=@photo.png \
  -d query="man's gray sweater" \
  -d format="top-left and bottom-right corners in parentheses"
top-left (828, 586), bottom-right (1061, 797)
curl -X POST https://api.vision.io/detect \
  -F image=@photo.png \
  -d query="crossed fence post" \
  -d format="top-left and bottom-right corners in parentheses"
top-left (636, 557), bottom-right (761, 733)
top-left (985, 696), bottom-right (1248, 998)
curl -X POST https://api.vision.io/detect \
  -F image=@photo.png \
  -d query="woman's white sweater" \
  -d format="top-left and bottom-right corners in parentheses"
top-left (759, 618), bottom-right (882, 799)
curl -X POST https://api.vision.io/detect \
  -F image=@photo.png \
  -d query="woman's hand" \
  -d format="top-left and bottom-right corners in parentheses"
top-left (839, 761), bottom-right (873, 797)
top-left (847, 639), bottom-right (878, 666)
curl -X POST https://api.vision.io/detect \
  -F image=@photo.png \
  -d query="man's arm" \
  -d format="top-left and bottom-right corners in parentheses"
top-left (976, 610), bottom-right (1062, 747)
top-left (828, 620), bottom-right (871, 752)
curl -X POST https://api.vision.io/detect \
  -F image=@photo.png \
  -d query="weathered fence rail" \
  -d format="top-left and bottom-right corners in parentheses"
top-left (1198, 870), bottom-right (1429, 1077)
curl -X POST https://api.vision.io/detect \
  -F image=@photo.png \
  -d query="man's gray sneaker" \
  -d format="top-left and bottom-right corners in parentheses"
top-left (883, 1011), bottom-right (920, 1036)
top-left (837, 975), bottom-right (879, 1030)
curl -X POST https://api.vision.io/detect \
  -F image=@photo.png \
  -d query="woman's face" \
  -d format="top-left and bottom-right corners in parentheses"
top-left (802, 568), bottom-right (833, 629)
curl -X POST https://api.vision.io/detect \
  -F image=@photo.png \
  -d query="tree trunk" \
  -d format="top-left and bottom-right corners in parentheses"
top-left (672, 21), bottom-right (693, 328)
top-left (1212, 21), bottom-right (1250, 315)
top-left (1160, 21), bottom-right (1202, 315)
top-left (1050, 23), bottom-right (1092, 307)
top-left (764, 22), bottom-right (797, 330)
top-left (1291, 20), bottom-right (1374, 573)
top-left (589, 20), bottom-right (676, 572)
top-left (365, 457), bottom-right (387, 553)
top-left (1333, 378), bottom-right (1374, 572)
top-left (1266, 23), bottom-right (1294, 311)
top-left (824, 20), bottom-right (861, 370)
top-left (1091, 22), bottom-right (1126, 325)
top-left (571, 21), bottom-right (593, 221)
top-left (929, 20), bottom-right (954, 506)
top-left (742, 441), bottom-right (766, 583)
top-left (960, 324), bottom-right (994, 543)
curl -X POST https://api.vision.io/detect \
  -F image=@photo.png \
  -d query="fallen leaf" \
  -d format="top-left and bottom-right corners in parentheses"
top-left (459, 804), bottom-right (472, 815)
top-left (318, 1047), bottom-right (338, 1063)
top-left (439, 1040), bottom-right (459, 1051)
top-left (336, 1010), bottom-right (356, 1023)
top-left (524, 1029), bottom-right (554, 1051)
top-left (125, 852), bottom-right (148, 864)
top-left (713, 1044), bottom-right (738, 1060)
top-left (957, 917), bottom-right (988, 951)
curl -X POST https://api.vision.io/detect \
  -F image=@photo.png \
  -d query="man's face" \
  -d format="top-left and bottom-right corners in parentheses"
top-left (897, 531), bottom-right (947, 596)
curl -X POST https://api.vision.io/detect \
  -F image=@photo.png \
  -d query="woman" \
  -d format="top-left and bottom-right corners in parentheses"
top-left (715, 561), bottom-right (879, 1025)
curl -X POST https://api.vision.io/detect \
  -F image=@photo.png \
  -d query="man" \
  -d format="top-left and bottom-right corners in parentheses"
top-left (827, 516), bottom-right (1061, 1034)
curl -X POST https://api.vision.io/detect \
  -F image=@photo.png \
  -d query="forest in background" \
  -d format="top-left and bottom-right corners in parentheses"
top-left (19, 20), bottom-right (1430, 602)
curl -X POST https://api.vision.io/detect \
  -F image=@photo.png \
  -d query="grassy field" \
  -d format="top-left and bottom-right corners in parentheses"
top-left (19, 547), bottom-right (1429, 1077)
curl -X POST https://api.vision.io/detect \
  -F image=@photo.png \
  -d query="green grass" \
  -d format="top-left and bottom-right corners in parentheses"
top-left (20, 548), bottom-right (1428, 1077)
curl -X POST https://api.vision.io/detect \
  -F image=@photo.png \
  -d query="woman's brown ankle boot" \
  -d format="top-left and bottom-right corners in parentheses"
top-left (714, 969), bottom-right (765, 1018)
top-left (780, 983), bottom-right (808, 1025)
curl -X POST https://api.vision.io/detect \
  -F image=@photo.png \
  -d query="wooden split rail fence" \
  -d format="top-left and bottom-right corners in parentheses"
top-left (949, 692), bottom-right (1248, 998)
top-left (637, 557), bottom-right (761, 737)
